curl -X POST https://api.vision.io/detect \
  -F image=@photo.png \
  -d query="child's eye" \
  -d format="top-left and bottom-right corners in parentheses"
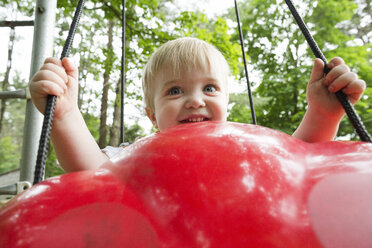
top-left (168, 87), bottom-right (182, 95)
top-left (204, 85), bottom-right (217, 93)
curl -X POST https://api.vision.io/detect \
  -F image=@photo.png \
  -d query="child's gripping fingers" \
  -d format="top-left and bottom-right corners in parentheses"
top-left (41, 60), bottom-right (68, 81)
top-left (61, 57), bottom-right (79, 81)
top-left (44, 57), bottom-right (63, 65)
top-left (327, 57), bottom-right (345, 69)
top-left (341, 79), bottom-right (366, 104)
top-left (41, 57), bottom-right (78, 83)
top-left (29, 78), bottom-right (65, 114)
top-left (308, 57), bottom-right (345, 85)
top-left (29, 79), bottom-right (66, 114)
top-left (327, 71), bottom-right (357, 92)
top-left (31, 66), bottom-right (68, 92)
top-left (309, 58), bottom-right (325, 84)
top-left (324, 63), bottom-right (351, 87)
top-left (31, 79), bottom-right (66, 97)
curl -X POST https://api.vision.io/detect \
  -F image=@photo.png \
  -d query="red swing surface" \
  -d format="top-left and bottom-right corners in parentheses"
top-left (0, 122), bottom-right (372, 247)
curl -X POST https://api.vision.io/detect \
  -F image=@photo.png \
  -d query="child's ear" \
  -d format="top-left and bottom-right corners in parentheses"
top-left (145, 107), bottom-right (158, 129)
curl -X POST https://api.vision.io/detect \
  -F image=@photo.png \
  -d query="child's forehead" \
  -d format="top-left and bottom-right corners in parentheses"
top-left (154, 68), bottom-right (223, 86)
top-left (156, 61), bottom-right (225, 80)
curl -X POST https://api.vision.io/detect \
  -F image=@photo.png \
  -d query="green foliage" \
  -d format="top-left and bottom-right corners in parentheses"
top-left (0, 136), bottom-right (20, 173)
top-left (45, 144), bottom-right (65, 178)
top-left (83, 112), bottom-right (101, 141)
top-left (226, 0), bottom-right (372, 137)
top-left (124, 123), bottom-right (146, 143)
top-left (226, 0), bottom-right (309, 133)
top-left (175, 11), bottom-right (241, 77)
top-left (310, 0), bottom-right (356, 47)
top-left (227, 93), bottom-right (271, 124)
top-left (0, 77), bottom-right (26, 174)
top-left (0, 0), bottom-right (35, 17)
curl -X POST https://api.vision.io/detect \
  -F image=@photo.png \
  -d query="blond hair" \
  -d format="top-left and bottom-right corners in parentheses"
top-left (142, 37), bottom-right (230, 111)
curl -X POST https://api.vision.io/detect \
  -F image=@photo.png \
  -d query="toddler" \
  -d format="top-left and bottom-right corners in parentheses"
top-left (29, 37), bottom-right (366, 172)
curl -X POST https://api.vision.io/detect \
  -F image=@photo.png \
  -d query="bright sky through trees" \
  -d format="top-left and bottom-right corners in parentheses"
top-left (0, 0), bottom-right (234, 73)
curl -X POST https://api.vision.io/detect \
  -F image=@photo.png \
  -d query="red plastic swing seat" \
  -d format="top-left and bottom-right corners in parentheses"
top-left (1, 122), bottom-right (372, 248)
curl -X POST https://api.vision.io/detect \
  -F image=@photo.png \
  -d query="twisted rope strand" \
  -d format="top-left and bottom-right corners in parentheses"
top-left (33, 0), bottom-right (86, 185)
top-left (120, 0), bottom-right (126, 144)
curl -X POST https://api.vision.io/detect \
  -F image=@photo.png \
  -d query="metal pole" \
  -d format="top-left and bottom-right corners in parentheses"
top-left (19, 0), bottom-right (57, 182)
top-left (0, 89), bottom-right (28, 99)
top-left (0, 20), bottom-right (34, 27)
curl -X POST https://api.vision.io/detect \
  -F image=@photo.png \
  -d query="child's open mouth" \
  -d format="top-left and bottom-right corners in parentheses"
top-left (180, 117), bottom-right (210, 123)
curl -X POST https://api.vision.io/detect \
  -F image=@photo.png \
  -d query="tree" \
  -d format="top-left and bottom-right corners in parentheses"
top-left (0, 136), bottom-right (19, 173)
top-left (98, 20), bottom-right (115, 148)
top-left (0, 26), bottom-right (15, 133)
top-left (226, 0), bottom-right (372, 138)
top-left (0, 1), bottom-right (33, 175)
top-left (109, 78), bottom-right (122, 146)
top-left (339, 0), bottom-right (372, 45)
top-left (174, 11), bottom-right (241, 76)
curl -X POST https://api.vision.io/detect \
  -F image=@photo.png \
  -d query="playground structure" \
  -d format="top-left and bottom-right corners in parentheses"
top-left (0, 0), bottom-right (57, 198)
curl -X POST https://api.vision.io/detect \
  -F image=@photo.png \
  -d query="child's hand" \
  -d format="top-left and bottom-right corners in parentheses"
top-left (29, 57), bottom-right (79, 120)
top-left (306, 57), bottom-right (366, 121)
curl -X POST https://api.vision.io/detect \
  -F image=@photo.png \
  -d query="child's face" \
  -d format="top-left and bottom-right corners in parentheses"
top-left (146, 67), bottom-right (228, 131)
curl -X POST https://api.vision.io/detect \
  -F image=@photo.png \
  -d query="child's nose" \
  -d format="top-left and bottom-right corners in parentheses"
top-left (185, 93), bottom-right (206, 109)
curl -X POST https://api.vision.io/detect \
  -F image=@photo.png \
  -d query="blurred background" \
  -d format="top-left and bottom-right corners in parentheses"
top-left (0, 0), bottom-right (371, 178)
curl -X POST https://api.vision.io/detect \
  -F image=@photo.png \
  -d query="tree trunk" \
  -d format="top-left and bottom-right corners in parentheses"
top-left (109, 78), bottom-right (121, 146)
top-left (0, 27), bottom-right (15, 133)
top-left (98, 20), bottom-right (115, 148)
top-left (109, 29), bottom-right (130, 146)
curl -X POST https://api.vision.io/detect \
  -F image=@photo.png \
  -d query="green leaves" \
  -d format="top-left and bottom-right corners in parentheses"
top-left (174, 11), bottom-right (241, 77)
top-left (0, 136), bottom-right (19, 174)
top-left (226, 0), bottom-right (372, 138)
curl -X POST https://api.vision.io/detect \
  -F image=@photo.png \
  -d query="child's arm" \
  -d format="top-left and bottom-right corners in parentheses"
top-left (29, 57), bottom-right (109, 172)
top-left (293, 57), bottom-right (366, 142)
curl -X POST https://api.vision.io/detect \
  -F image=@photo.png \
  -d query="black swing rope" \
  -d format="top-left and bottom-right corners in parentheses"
top-left (284, 0), bottom-right (371, 142)
top-left (120, 0), bottom-right (126, 144)
top-left (234, 0), bottom-right (257, 125)
top-left (33, 0), bottom-right (86, 185)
